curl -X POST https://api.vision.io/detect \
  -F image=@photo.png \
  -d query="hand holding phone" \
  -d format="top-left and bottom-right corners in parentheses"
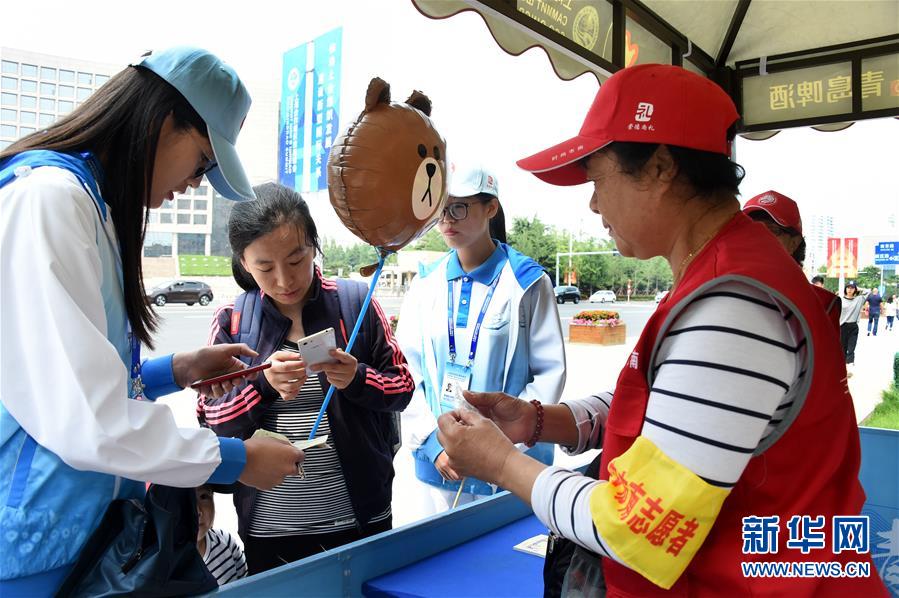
top-left (264, 350), bottom-right (307, 401)
top-left (189, 362), bottom-right (271, 390)
top-left (316, 348), bottom-right (359, 390)
top-left (296, 328), bottom-right (339, 373)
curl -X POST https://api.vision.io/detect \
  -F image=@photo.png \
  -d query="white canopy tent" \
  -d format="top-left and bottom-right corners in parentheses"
top-left (412, 0), bottom-right (899, 137)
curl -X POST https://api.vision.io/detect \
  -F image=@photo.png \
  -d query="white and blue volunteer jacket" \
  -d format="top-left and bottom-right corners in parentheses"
top-left (0, 152), bottom-right (244, 591)
top-left (396, 243), bottom-right (566, 495)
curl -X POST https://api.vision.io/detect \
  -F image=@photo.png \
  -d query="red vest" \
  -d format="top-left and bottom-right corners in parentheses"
top-left (599, 213), bottom-right (884, 597)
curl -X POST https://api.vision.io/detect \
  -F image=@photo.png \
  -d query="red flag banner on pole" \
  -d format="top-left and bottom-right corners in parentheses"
top-left (827, 237), bottom-right (859, 278)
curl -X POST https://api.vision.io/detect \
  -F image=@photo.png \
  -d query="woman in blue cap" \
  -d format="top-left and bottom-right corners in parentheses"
top-left (0, 47), bottom-right (303, 595)
top-left (394, 163), bottom-right (565, 522)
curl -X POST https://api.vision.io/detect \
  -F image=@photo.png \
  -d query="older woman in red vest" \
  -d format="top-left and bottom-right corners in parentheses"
top-left (437, 65), bottom-right (885, 597)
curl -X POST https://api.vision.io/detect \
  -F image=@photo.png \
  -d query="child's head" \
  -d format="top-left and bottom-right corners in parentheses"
top-left (196, 485), bottom-right (215, 542)
top-left (229, 183), bottom-right (321, 310)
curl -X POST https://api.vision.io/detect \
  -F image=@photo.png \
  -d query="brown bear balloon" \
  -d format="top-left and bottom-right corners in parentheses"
top-left (328, 77), bottom-right (448, 255)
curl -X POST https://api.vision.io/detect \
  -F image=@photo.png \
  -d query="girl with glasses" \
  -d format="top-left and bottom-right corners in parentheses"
top-left (394, 164), bottom-right (565, 524)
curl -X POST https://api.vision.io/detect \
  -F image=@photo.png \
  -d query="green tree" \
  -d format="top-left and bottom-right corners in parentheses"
top-left (508, 217), bottom-right (559, 271)
top-left (855, 265), bottom-right (882, 291)
top-left (409, 228), bottom-right (448, 252)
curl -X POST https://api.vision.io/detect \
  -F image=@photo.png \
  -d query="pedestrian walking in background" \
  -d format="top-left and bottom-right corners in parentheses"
top-left (840, 282), bottom-right (867, 376)
top-left (866, 287), bottom-right (882, 336)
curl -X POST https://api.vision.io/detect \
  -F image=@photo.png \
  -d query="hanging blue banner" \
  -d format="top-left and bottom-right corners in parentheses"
top-left (278, 27), bottom-right (342, 193)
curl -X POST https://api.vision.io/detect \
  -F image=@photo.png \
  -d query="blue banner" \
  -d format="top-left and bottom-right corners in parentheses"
top-left (278, 27), bottom-right (342, 193)
top-left (874, 241), bottom-right (899, 265)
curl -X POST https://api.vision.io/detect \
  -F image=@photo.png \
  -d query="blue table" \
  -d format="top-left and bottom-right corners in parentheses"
top-left (216, 427), bottom-right (897, 597)
top-left (362, 515), bottom-right (546, 597)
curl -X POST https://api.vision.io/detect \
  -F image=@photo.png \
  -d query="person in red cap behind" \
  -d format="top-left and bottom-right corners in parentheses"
top-left (742, 190), bottom-right (841, 331)
top-left (435, 64), bottom-right (884, 597)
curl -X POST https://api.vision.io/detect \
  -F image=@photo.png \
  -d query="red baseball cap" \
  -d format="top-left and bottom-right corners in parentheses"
top-left (517, 64), bottom-right (740, 186)
top-left (742, 190), bottom-right (803, 234)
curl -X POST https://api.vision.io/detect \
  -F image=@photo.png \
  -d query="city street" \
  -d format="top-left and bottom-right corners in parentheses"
top-left (146, 292), bottom-right (892, 542)
top-left (144, 297), bottom-right (658, 360)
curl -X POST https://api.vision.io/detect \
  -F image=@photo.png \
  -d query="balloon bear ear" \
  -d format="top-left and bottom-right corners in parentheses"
top-left (365, 77), bottom-right (391, 112)
top-left (405, 90), bottom-right (432, 116)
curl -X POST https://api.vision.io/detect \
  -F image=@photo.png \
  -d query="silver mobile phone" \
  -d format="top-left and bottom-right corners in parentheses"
top-left (297, 327), bottom-right (338, 373)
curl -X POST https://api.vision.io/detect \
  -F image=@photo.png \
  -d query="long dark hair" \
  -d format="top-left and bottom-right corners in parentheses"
top-left (0, 66), bottom-right (206, 348)
top-left (489, 197), bottom-right (507, 244)
top-left (229, 182), bottom-right (321, 292)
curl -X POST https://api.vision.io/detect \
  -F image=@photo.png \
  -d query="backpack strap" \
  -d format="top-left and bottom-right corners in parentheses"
top-left (335, 277), bottom-right (402, 455)
top-left (230, 290), bottom-right (264, 365)
top-left (335, 278), bottom-right (368, 348)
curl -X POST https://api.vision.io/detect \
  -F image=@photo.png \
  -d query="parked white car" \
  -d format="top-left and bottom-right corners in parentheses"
top-left (655, 290), bottom-right (670, 303)
top-left (588, 290), bottom-right (617, 303)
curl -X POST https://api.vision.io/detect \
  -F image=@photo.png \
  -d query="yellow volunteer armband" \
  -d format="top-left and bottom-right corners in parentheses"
top-left (589, 436), bottom-right (729, 589)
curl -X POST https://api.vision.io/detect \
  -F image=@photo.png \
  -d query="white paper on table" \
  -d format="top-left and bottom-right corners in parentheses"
top-left (513, 534), bottom-right (549, 558)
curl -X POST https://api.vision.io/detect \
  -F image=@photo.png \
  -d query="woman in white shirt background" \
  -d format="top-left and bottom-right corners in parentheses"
top-left (394, 164), bottom-right (566, 524)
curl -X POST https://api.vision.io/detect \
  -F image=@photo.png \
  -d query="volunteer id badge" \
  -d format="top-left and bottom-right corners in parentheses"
top-left (440, 362), bottom-right (472, 413)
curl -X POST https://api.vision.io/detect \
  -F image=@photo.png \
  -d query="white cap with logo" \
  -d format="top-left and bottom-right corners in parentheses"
top-left (448, 164), bottom-right (499, 199)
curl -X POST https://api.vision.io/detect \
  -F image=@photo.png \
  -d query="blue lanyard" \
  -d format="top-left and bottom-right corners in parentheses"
top-left (129, 325), bottom-right (145, 399)
top-left (447, 274), bottom-right (501, 365)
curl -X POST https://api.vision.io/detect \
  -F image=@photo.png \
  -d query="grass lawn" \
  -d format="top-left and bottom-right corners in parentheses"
top-left (179, 255), bottom-right (231, 276)
top-left (861, 383), bottom-right (899, 430)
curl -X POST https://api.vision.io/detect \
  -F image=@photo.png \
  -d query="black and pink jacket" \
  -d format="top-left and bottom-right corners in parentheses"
top-left (197, 270), bottom-right (414, 536)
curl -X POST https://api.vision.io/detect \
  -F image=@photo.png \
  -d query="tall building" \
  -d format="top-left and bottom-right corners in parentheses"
top-left (1, 47), bottom-right (278, 267)
top-left (804, 213), bottom-right (835, 275)
top-left (1, 47), bottom-right (117, 151)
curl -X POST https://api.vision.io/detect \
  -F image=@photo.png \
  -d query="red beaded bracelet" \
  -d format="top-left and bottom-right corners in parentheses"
top-left (525, 399), bottom-right (544, 447)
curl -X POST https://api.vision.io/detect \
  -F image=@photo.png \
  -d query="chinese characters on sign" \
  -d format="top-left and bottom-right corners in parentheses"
top-left (741, 515), bottom-right (870, 555)
top-left (874, 241), bottom-right (899, 266)
top-left (743, 53), bottom-right (899, 127)
top-left (767, 71), bottom-right (894, 112)
top-left (278, 27), bottom-right (342, 194)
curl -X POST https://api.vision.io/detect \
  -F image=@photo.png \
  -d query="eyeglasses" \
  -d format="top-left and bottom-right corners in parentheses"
top-left (188, 129), bottom-right (217, 180)
top-left (440, 202), bottom-right (473, 222)
top-left (192, 157), bottom-right (217, 180)
top-left (441, 198), bottom-right (496, 222)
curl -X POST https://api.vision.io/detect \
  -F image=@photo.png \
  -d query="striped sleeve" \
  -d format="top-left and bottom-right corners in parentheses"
top-left (531, 280), bottom-right (806, 576)
top-left (204, 529), bottom-right (247, 586)
top-left (559, 392), bottom-right (613, 455)
top-left (643, 280), bottom-right (804, 488)
top-left (531, 467), bottom-right (622, 563)
top-left (196, 302), bottom-right (278, 437)
top-left (340, 297), bottom-right (414, 412)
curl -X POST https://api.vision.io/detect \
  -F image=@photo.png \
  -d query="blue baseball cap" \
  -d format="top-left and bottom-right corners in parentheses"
top-left (449, 163), bottom-right (499, 199)
top-left (137, 47), bottom-right (255, 201)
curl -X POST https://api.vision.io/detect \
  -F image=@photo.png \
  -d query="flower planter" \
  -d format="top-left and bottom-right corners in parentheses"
top-left (569, 323), bottom-right (626, 345)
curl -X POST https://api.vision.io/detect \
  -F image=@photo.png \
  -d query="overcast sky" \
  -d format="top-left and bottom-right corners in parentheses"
top-left (6, 0), bottom-right (897, 243)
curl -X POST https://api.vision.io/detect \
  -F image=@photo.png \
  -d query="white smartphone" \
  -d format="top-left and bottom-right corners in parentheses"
top-left (297, 327), bottom-right (339, 373)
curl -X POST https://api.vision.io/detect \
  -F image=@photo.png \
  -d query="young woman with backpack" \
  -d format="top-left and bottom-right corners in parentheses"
top-left (198, 182), bottom-right (414, 574)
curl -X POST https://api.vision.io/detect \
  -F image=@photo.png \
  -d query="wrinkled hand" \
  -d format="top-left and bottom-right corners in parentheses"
top-left (239, 437), bottom-right (304, 490)
top-left (264, 350), bottom-right (307, 400)
top-left (317, 349), bottom-right (358, 390)
top-left (435, 451), bottom-right (461, 481)
top-left (437, 409), bottom-right (516, 484)
top-left (174, 344), bottom-right (258, 397)
top-left (462, 391), bottom-right (537, 444)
